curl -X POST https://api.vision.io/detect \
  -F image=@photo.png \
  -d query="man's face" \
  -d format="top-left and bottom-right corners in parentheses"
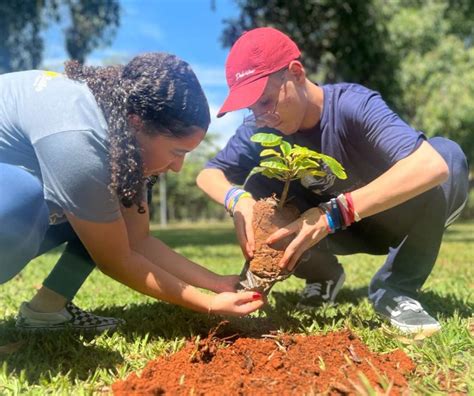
top-left (249, 68), bottom-right (308, 135)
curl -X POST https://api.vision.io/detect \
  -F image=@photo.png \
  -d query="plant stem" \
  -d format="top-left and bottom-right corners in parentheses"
top-left (278, 178), bottom-right (291, 209)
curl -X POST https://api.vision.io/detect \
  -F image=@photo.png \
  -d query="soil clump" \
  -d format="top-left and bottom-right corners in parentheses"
top-left (112, 327), bottom-right (414, 395)
top-left (239, 197), bottom-right (300, 293)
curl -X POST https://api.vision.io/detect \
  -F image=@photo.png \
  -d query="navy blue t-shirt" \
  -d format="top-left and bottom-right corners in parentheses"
top-left (206, 83), bottom-right (425, 198)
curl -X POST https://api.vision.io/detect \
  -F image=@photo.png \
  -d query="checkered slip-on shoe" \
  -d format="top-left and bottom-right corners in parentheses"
top-left (16, 302), bottom-right (125, 332)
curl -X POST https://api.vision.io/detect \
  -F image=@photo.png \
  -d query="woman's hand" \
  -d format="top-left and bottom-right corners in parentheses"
top-left (211, 274), bottom-right (241, 293)
top-left (232, 197), bottom-right (257, 260)
top-left (266, 207), bottom-right (329, 271)
top-left (209, 291), bottom-right (264, 316)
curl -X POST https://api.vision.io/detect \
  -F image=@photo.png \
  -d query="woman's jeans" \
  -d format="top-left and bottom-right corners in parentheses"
top-left (0, 163), bottom-right (94, 300)
top-left (244, 137), bottom-right (469, 307)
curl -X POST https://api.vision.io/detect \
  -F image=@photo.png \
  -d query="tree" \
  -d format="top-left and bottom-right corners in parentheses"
top-left (221, 0), bottom-right (401, 103)
top-left (150, 134), bottom-right (227, 223)
top-left (382, 0), bottom-right (474, 164)
top-left (65, 0), bottom-right (120, 64)
top-left (0, 0), bottom-right (120, 73)
top-left (223, 0), bottom-right (474, 165)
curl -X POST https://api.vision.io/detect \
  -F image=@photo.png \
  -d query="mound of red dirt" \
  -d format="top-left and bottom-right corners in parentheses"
top-left (112, 327), bottom-right (414, 395)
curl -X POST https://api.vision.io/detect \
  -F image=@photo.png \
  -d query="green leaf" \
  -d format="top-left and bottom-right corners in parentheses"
top-left (245, 166), bottom-right (265, 182)
top-left (290, 145), bottom-right (312, 157)
top-left (280, 140), bottom-right (292, 157)
top-left (317, 154), bottom-right (347, 179)
top-left (308, 169), bottom-right (327, 177)
top-left (260, 148), bottom-right (281, 157)
top-left (251, 133), bottom-right (282, 147)
top-left (296, 169), bottom-right (327, 179)
top-left (294, 158), bottom-right (320, 169)
top-left (262, 169), bottom-right (285, 180)
top-left (260, 160), bottom-right (290, 171)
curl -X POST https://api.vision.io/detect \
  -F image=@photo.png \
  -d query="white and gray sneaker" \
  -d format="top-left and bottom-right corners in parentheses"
top-left (298, 271), bottom-right (346, 308)
top-left (376, 295), bottom-right (441, 336)
top-left (16, 302), bottom-right (124, 332)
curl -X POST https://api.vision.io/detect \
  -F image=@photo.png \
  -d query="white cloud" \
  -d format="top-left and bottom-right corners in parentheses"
top-left (191, 64), bottom-right (227, 88)
top-left (138, 23), bottom-right (164, 43)
top-left (208, 103), bottom-right (246, 147)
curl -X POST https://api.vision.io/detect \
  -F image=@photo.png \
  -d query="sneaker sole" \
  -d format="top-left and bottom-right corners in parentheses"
top-left (16, 323), bottom-right (121, 332)
top-left (389, 318), bottom-right (441, 337)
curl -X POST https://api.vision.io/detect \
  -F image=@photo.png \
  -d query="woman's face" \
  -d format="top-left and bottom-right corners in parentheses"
top-left (135, 125), bottom-right (205, 176)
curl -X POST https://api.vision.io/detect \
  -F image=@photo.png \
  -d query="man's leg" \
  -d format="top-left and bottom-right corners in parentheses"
top-left (368, 137), bottom-right (469, 334)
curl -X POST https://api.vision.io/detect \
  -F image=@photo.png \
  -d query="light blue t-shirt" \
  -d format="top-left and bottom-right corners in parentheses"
top-left (0, 70), bottom-right (121, 224)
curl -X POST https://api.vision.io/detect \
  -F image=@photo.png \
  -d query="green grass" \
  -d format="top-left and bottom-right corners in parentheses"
top-left (1, 221), bottom-right (473, 395)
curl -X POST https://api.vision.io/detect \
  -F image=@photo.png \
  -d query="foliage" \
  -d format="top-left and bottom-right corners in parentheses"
top-left (250, 132), bottom-right (346, 207)
top-left (222, 0), bottom-right (400, 102)
top-left (0, 0), bottom-right (120, 73)
top-left (223, 0), bottom-right (474, 166)
top-left (149, 133), bottom-right (227, 222)
top-left (0, 221), bottom-right (472, 393)
top-left (383, 1), bottom-right (474, 165)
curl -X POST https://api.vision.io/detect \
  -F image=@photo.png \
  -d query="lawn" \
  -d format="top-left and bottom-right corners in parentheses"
top-left (0, 221), bottom-right (473, 395)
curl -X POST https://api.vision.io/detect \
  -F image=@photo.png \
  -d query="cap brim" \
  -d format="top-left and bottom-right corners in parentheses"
top-left (217, 76), bottom-right (269, 118)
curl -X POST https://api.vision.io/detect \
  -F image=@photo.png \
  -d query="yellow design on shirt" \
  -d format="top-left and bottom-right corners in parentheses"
top-left (33, 70), bottom-right (62, 92)
top-left (44, 70), bottom-right (61, 78)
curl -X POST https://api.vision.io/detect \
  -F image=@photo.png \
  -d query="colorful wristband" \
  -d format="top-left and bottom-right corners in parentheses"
top-left (230, 191), bottom-right (252, 214)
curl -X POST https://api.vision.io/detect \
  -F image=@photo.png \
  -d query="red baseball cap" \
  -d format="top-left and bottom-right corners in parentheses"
top-left (217, 27), bottom-right (301, 118)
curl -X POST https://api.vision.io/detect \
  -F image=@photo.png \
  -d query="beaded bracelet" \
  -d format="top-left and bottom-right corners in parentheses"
top-left (318, 192), bottom-right (361, 233)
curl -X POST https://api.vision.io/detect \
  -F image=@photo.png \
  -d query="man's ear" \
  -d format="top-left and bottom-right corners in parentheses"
top-left (127, 114), bottom-right (143, 132)
top-left (288, 60), bottom-right (306, 84)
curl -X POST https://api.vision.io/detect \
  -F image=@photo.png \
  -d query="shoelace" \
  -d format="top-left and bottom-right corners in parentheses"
top-left (396, 299), bottom-right (423, 313)
top-left (303, 283), bottom-right (322, 297)
top-left (303, 280), bottom-right (335, 300)
top-left (387, 297), bottom-right (425, 317)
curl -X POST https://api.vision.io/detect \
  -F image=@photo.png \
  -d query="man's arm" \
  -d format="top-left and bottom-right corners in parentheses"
top-left (196, 168), bottom-right (233, 205)
top-left (197, 168), bottom-right (257, 259)
top-left (268, 140), bottom-right (449, 270)
top-left (351, 140), bottom-right (449, 218)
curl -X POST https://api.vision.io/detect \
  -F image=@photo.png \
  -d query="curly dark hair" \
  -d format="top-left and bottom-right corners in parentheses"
top-left (64, 53), bottom-right (210, 213)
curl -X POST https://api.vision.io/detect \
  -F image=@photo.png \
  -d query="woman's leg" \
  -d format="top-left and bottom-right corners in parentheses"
top-left (0, 164), bottom-right (49, 283)
top-left (40, 222), bottom-right (96, 302)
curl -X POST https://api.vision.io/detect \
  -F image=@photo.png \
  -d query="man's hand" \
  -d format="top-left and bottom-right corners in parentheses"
top-left (232, 197), bottom-right (256, 260)
top-left (266, 207), bottom-right (328, 271)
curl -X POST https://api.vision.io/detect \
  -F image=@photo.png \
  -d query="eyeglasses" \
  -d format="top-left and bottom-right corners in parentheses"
top-left (243, 71), bottom-right (286, 128)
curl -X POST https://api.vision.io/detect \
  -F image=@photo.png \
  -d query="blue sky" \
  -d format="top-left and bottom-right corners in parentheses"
top-left (41, 0), bottom-right (245, 146)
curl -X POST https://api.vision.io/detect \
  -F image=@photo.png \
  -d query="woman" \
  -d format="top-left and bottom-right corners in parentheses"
top-left (0, 53), bottom-right (264, 331)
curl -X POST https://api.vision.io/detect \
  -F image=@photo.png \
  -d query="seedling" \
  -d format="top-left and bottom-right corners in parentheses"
top-left (249, 132), bottom-right (347, 209)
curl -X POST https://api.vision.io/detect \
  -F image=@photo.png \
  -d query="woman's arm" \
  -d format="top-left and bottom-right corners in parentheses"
top-left (121, 202), bottom-right (236, 293)
top-left (65, 212), bottom-right (263, 315)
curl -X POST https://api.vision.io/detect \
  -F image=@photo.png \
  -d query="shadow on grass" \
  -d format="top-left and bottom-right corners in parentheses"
top-left (0, 319), bottom-right (123, 384)
top-left (419, 291), bottom-right (473, 318)
top-left (0, 286), bottom-right (470, 385)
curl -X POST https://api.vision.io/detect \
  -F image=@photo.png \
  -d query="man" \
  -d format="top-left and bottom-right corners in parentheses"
top-left (197, 27), bottom-right (469, 335)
